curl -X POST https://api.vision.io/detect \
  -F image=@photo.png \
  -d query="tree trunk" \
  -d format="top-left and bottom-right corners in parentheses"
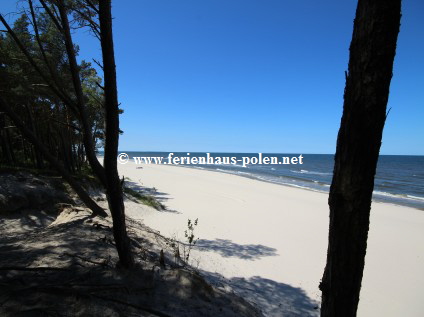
top-left (320, 1), bottom-right (401, 316)
top-left (56, 0), bottom-right (107, 187)
top-left (0, 113), bottom-right (14, 165)
top-left (98, 0), bottom-right (134, 268)
top-left (25, 102), bottom-right (44, 169)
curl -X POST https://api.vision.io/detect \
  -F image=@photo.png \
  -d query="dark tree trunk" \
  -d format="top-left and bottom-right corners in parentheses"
top-left (98, 0), bottom-right (134, 268)
top-left (25, 102), bottom-right (44, 169)
top-left (56, 0), bottom-right (107, 187)
top-left (320, 1), bottom-right (401, 316)
top-left (5, 127), bottom-right (16, 164)
top-left (0, 113), bottom-right (14, 165)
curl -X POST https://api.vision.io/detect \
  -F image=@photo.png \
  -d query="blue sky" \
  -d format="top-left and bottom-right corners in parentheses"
top-left (1, 1), bottom-right (423, 154)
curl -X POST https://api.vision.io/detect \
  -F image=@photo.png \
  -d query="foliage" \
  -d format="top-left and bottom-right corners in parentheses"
top-left (0, 2), bottom-right (105, 171)
top-left (183, 218), bottom-right (199, 262)
top-left (164, 218), bottom-right (199, 266)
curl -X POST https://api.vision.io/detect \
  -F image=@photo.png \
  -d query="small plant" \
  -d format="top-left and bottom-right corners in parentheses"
top-left (183, 218), bottom-right (199, 262)
top-left (163, 218), bottom-right (199, 267)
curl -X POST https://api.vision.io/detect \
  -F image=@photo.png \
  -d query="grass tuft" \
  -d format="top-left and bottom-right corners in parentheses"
top-left (123, 187), bottom-right (165, 210)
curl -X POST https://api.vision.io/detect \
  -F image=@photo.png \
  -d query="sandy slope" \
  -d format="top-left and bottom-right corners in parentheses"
top-left (119, 161), bottom-right (424, 317)
top-left (0, 172), bottom-right (262, 317)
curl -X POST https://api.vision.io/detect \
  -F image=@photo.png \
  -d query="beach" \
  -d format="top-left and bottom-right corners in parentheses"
top-left (119, 161), bottom-right (424, 317)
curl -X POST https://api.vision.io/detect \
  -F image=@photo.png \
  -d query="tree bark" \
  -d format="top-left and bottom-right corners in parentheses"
top-left (98, 0), bottom-right (134, 268)
top-left (320, 1), bottom-right (401, 316)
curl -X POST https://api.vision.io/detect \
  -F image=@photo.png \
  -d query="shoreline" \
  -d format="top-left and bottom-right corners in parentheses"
top-left (184, 164), bottom-right (424, 210)
top-left (119, 160), bottom-right (424, 316)
top-left (123, 159), bottom-right (424, 210)
top-left (102, 152), bottom-right (424, 209)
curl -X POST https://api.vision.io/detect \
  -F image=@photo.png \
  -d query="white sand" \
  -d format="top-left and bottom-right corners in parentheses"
top-left (119, 161), bottom-right (424, 317)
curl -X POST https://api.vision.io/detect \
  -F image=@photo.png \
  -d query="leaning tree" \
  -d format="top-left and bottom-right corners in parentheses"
top-left (320, 0), bottom-right (401, 316)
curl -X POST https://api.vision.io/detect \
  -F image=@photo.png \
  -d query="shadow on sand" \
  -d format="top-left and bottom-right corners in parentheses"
top-left (196, 238), bottom-right (278, 260)
top-left (123, 180), bottom-right (180, 213)
top-left (203, 272), bottom-right (320, 317)
top-left (195, 238), bottom-right (320, 316)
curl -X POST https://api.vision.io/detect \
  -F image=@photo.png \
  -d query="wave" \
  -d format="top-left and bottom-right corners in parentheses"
top-left (187, 163), bottom-right (423, 209)
top-left (407, 195), bottom-right (424, 201)
top-left (216, 168), bottom-right (252, 177)
top-left (291, 169), bottom-right (332, 176)
top-left (373, 191), bottom-right (424, 202)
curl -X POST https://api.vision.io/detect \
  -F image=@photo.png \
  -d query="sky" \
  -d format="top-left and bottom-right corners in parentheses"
top-left (1, 1), bottom-right (423, 155)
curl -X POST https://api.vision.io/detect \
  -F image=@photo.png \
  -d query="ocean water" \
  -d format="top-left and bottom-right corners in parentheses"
top-left (123, 152), bottom-right (424, 210)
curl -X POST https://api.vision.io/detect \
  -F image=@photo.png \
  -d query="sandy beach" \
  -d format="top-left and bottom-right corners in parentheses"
top-left (119, 161), bottom-right (424, 317)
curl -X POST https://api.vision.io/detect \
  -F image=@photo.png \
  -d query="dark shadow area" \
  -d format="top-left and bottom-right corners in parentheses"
top-left (0, 172), bottom-right (72, 214)
top-left (0, 216), bottom-right (118, 269)
top-left (0, 209), bottom-right (57, 234)
top-left (124, 180), bottom-right (170, 202)
top-left (0, 211), bottom-right (261, 317)
top-left (196, 239), bottom-right (278, 260)
top-left (123, 180), bottom-right (180, 213)
top-left (202, 271), bottom-right (320, 317)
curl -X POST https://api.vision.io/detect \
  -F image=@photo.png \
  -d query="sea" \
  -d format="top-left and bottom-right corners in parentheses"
top-left (121, 152), bottom-right (424, 210)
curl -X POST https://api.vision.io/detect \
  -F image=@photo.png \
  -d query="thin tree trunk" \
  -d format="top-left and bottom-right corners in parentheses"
top-left (25, 102), bottom-right (44, 169)
top-left (0, 113), bottom-right (14, 165)
top-left (98, 0), bottom-right (134, 269)
top-left (56, 0), bottom-right (107, 187)
top-left (320, 1), bottom-right (401, 316)
top-left (28, 0), bottom-right (65, 98)
top-left (5, 127), bottom-right (16, 164)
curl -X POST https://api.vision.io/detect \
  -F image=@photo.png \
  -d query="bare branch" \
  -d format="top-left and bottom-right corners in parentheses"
top-left (92, 58), bottom-right (103, 70)
top-left (95, 81), bottom-right (104, 91)
top-left (73, 7), bottom-right (100, 30)
top-left (72, 8), bottom-right (100, 40)
top-left (85, 0), bottom-right (99, 14)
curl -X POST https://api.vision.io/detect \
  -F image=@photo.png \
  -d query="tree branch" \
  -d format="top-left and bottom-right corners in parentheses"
top-left (39, 0), bottom-right (63, 32)
top-left (28, 0), bottom-right (67, 99)
top-left (85, 0), bottom-right (99, 14)
top-left (92, 58), bottom-right (104, 71)
top-left (0, 13), bottom-right (78, 114)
